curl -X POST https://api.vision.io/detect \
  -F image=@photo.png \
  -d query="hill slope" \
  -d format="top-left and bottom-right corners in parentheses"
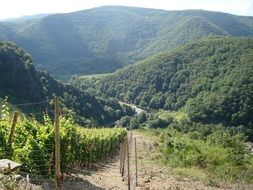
top-left (0, 40), bottom-right (133, 124)
top-left (0, 6), bottom-right (253, 78)
top-left (76, 37), bottom-right (253, 127)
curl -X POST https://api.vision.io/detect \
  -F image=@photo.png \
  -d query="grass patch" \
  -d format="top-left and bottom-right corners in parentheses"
top-left (57, 73), bottom-right (110, 82)
top-left (158, 110), bottom-right (188, 122)
top-left (135, 130), bottom-right (164, 166)
top-left (173, 167), bottom-right (207, 182)
top-left (159, 122), bottom-right (253, 185)
top-left (76, 73), bottom-right (110, 79)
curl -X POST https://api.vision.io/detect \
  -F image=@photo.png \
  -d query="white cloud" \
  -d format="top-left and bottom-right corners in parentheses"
top-left (0, 0), bottom-right (252, 20)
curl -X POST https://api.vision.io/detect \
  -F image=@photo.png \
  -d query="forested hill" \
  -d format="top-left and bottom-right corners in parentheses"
top-left (0, 40), bottom-right (133, 124)
top-left (0, 6), bottom-right (253, 78)
top-left (77, 37), bottom-right (253, 127)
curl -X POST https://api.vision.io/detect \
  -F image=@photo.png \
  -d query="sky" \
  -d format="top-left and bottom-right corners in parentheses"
top-left (0, 0), bottom-right (253, 20)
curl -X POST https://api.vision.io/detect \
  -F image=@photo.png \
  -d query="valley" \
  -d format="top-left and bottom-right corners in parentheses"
top-left (0, 5), bottom-right (253, 190)
top-left (1, 6), bottom-right (253, 79)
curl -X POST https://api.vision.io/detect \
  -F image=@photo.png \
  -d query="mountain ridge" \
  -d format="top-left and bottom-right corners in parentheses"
top-left (0, 39), bottom-right (133, 124)
top-left (0, 6), bottom-right (253, 79)
top-left (72, 37), bottom-right (253, 128)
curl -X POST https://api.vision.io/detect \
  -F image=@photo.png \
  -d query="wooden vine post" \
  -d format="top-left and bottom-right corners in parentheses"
top-left (120, 143), bottom-right (123, 174)
top-left (126, 135), bottom-right (130, 190)
top-left (135, 138), bottom-right (138, 186)
top-left (8, 112), bottom-right (19, 144)
top-left (54, 97), bottom-right (61, 190)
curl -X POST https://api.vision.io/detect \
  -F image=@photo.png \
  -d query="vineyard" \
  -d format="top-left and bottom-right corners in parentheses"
top-left (0, 98), bottom-right (127, 183)
top-left (2, 100), bottom-right (252, 190)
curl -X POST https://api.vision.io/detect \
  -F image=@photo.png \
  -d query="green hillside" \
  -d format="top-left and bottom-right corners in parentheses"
top-left (0, 6), bottom-right (253, 79)
top-left (0, 40), bottom-right (133, 124)
top-left (75, 37), bottom-right (253, 128)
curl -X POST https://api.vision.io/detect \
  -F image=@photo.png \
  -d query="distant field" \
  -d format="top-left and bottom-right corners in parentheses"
top-left (57, 73), bottom-right (110, 82)
top-left (77, 73), bottom-right (110, 79)
top-left (158, 110), bottom-right (189, 122)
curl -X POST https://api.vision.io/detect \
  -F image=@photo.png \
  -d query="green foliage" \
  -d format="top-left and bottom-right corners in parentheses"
top-left (158, 110), bottom-right (187, 122)
top-left (0, 171), bottom-right (18, 190)
top-left (137, 112), bottom-right (148, 124)
top-left (0, 114), bottom-right (126, 176)
top-left (115, 111), bottom-right (151, 129)
top-left (92, 37), bottom-right (253, 129)
top-left (159, 122), bottom-right (253, 183)
top-left (0, 40), bottom-right (134, 125)
top-left (0, 121), bottom-right (11, 159)
top-left (1, 96), bottom-right (10, 121)
top-left (115, 110), bottom-right (175, 130)
top-left (1, 7), bottom-right (253, 78)
top-left (147, 118), bottom-right (170, 129)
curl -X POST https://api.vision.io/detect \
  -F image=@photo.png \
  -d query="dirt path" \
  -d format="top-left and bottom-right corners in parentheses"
top-left (75, 154), bottom-right (129, 190)
top-left (55, 130), bottom-right (253, 190)
top-left (61, 148), bottom-right (128, 190)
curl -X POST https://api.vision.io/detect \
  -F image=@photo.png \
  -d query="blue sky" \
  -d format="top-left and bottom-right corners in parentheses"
top-left (0, 0), bottom-right (252, 20)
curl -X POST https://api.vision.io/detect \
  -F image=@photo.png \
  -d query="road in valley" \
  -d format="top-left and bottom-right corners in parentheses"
top-left (118, 101), bottom-right (145, 115)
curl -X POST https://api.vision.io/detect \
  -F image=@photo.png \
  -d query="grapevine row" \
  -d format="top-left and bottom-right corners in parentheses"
top-left (0, 115), bottom-right (126, 176)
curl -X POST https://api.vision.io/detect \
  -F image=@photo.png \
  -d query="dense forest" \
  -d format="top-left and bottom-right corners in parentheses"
top-left (72, 37), bottom-right (253, 130)
top-left (0, 6), bottom-right (253, 79)
top-left (0, 40), bottom-right (134, 125)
